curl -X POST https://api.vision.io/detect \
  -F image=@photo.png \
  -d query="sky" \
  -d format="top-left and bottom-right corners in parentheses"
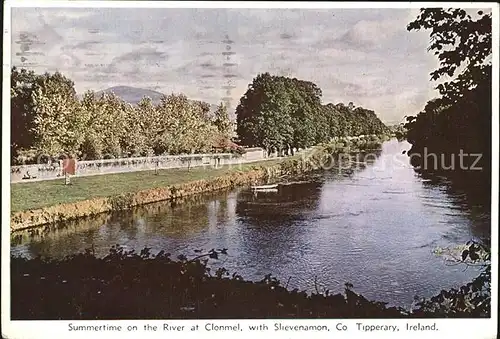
top-left (10, 7), bottom-right (446, 124)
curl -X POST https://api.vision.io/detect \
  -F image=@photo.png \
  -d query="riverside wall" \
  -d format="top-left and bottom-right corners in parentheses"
top-left (10, 148), bottom-right (267, 183)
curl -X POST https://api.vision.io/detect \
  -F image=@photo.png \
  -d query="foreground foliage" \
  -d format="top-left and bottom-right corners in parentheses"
top-left (11, 242), bottom-right (490, 320)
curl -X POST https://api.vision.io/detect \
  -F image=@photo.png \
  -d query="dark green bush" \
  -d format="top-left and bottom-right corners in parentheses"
top-left (11, 242), bottom-right (490, 320)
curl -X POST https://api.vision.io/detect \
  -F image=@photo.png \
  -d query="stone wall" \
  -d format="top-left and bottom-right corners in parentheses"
top-left (11, 149), bottom-right (267, 183)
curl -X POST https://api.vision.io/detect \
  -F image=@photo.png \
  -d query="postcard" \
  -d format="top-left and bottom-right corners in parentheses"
top-left (2, 2), bottom-right (498, 339)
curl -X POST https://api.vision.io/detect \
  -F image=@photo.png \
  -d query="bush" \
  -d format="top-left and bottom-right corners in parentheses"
top-left (11, 243), bottom-right (490, 320)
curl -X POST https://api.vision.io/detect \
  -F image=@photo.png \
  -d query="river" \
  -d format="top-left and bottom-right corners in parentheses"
top-left (10, 139), bottom-right (491, 307)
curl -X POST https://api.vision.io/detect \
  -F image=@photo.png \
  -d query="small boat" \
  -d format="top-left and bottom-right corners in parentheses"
top-left (253, 188), bottom-right (278, 193)
top-left (251, 184), bottom-right (278, 190)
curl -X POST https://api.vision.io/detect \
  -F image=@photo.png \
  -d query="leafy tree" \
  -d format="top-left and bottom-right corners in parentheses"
top-left (236, 72), bottom-right (273, 148)
top-left (405, 8), bottom-right (492, 174)
top-left (407, 8), bottom-right (491, 102)
top-left (78, 91), bottom-right (128, 159)
top-left (258, 76), bottom-right (294, 155)
top-left (11, 68), bottom-right (240, 160)
top-left (79, 91), bottom-right (105, 159)
top-left (189, 100), bottom-right (219, 154)
top-left (122, 97), bottom-right (153, 156)
top-left (11, 67), bottom-right (37, 162)
top-left (212, 102), bottom-right (232, 139)
top-left (286, 78), bottom-right (321, 149)
top-left (11, 68), bottom-right (389, 161)
top-left (155, 94), bottom-right (216, 154)
top-left (98, 92), bottom-right (127, 157)
top-left (404, 8), bottom-right (492, 316)
top-left (236, 72), bottom-right (389, 153)
top-left (11, 68), bottom-right (84, 162)
top-left (30, 71), bottom-right (83, 159)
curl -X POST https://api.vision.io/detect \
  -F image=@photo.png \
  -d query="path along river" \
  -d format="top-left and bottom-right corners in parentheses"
top-left (11, 139), bottom-right (491, 307)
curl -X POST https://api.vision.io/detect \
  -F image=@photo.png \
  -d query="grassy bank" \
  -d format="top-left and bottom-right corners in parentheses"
top-left (11, 158), bottom-right (285, 213)
top-left (10, 135), bottom-right (390, 231)
top-left (11, 245), bottom-right (490, 319)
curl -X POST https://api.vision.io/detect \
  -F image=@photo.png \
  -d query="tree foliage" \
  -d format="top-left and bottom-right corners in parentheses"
top-left (30, 72), bottom-right (83, 158)
top-left (407, 8), bottom-right (491, 102)
top-left (403, 8), bottom-right (492, 314)
top-left (11, 67), bottom-right (38, 158)
top-left (212, 103), bottom-right (233, 139)
top-left (236, 73), bottom-right (389, 154)
top-left (10, 68), bottom-right (232, 164)
top-left (404, 8), bottom-right (492, 174)
top-left (11, 68), bottom-right (83, 160)
top-left (11, 67), bottom-right (390, 164)
top-left (414, 241), bottom-right (490, 317)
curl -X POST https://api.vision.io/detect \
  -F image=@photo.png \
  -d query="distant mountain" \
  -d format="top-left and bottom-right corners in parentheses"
top-left (95, 86), bottom-right (165, 105)
top-left (92, 85), bottom-right (234, 119)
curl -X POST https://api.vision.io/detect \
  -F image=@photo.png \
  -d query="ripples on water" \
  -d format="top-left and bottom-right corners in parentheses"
top-left (11, 140), bottom-right (491, 307)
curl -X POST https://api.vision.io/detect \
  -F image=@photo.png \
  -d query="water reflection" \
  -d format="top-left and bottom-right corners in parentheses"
top-left (11, 140), bottom-right (490, 307)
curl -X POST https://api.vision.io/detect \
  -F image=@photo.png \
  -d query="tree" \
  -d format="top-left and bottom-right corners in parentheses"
top-left (79, 90), bottom-right (105, 159)
top-left (154, 94), bottom-right (216, 154)
top-left (404, 9), bottom-right (492, 315)
top-left (98, 92), bottom-right (127, 157)
top-left (11, 68), bottom-right (84, 163)
top-left (286, 77), bottom-right (321, 149)
top-left (407, 8), bottom-right (492, 103)
top-left (11, 68), bottom-right (389, 162)
top-left (236, 73), bottom-right (389, 152)
top-left (11, 67), bottom-right (37, 162)
top-left (236, 74), bottom-right (315, 153)
top-left (212, 102), bottom-right (232, 139)
top-left (121, 97), bottom-right (154, 156)
top-left (405, 8), bottom-right (492, 173)
top-left (78, 91), bottom-right (128, 159)
top-left (192, 100), bottom-right (211, 119)
top-left (258, 77), bottom-right (294, 155)
top-left (236, 72), bottom-right (273, 147)
top-left (30, 71), bottom-right (83, 159)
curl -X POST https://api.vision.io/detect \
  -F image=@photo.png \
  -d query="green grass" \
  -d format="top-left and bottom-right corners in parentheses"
top-left (10, 159), bottom-right (288, 213)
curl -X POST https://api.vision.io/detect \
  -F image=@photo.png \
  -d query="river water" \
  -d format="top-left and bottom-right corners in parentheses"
top-left (11, 139), bottom-right (491, 307)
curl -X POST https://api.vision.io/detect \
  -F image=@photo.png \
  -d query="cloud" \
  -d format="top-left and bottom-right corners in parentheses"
top-left (10, 7), bottom-right (448, 122)
top-left (105, 48), bottom-right (168, 75)
top-left (336, 18), bottom-right (407, 50)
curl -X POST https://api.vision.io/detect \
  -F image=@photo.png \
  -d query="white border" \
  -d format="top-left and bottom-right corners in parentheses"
top-left (2, 2), bottom-right (499, 339)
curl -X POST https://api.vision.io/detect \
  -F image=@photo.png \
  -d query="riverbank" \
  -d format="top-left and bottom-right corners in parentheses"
top-left (11, 158), bottom-right (285, 212)
top-left (10, 135), bottom-right (390, 231)
top-left (11, 245), bottom-right (489, 319)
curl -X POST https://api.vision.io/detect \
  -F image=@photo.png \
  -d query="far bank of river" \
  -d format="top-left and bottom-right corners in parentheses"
top-left (10, 135), bottom-right (388, 231)
top-left (11, 139), bottom-right (491, 307)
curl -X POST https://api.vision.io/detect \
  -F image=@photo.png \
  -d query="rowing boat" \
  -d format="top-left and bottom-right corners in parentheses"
top-left (251, 184), bottom-right (278, 190)
top-left (252, 188), bottom-right (278, 193)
